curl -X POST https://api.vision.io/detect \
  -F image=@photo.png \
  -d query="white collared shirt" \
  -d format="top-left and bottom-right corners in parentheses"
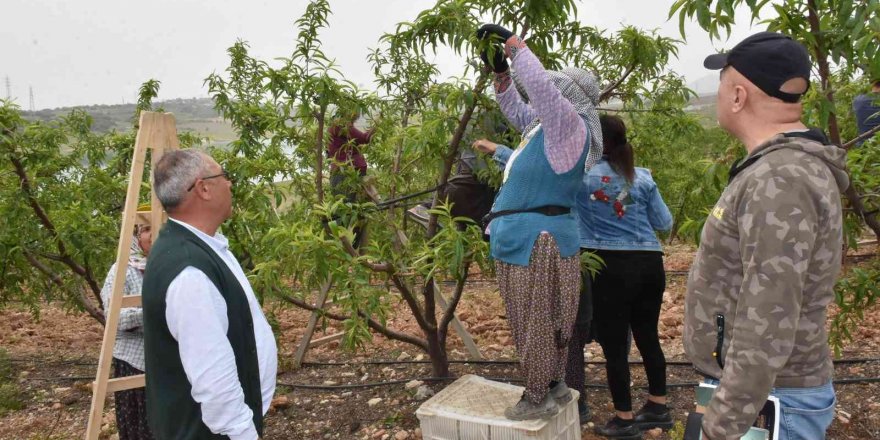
top-left (165, 218), bottom-right (277, 440)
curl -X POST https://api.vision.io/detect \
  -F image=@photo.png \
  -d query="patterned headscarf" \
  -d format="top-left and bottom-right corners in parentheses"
top-left (129, 228), bottom-right (148, 272)
top-left (514, 68), bottom-right (604, 172)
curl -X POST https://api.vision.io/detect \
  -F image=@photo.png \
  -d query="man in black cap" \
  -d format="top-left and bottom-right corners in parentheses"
top-left (683, 32), bottom-right (848, 440)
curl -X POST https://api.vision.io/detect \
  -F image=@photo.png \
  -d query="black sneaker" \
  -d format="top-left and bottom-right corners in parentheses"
top-left (578, 401), bottom-right (591, 424)
top-left (594, 416), bottom-right (641, 439)
top-left (633, 401), bottom-right (673, 430)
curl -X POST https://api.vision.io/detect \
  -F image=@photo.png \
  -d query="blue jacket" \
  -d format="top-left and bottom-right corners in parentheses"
top-left (853, 93), bottom-right (880, 146)
top-left (576, 159), bottom-right (672, 252)
top-left (487, 131), bottom-right (587, 266)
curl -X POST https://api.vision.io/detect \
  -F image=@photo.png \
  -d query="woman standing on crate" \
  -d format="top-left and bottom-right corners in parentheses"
top-left (472, 23), bottom-right (603, 420)
top-left (99, 218), bottom-right (155, 440)
top-left (579, 115), bottom-right (674, 439)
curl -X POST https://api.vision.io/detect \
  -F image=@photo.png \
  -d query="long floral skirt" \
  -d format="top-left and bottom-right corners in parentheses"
top-left (495, 233), bottom-right (581, 403)
top-left (112, 358), bottom-right (154, 440)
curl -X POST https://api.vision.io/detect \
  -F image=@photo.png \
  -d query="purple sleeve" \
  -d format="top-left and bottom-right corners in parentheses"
top-left (508, 45), bottom-right (586, 174)
top-left (496, 83), bottom-right (537, 133)
top-left (348, 125), bottom-right (373, 146)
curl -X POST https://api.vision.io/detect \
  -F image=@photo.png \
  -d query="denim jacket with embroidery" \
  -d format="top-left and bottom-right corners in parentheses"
top-left (576, 158), bottom-right (672, 251)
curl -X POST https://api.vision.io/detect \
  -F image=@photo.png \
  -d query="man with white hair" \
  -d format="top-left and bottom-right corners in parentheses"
top-left (684, 32), bottom-right (849, 440)
top-left (142, 149), bottom-right (277, 440)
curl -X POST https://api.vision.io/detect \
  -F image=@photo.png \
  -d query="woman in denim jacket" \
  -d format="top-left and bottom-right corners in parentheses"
top-left (581, 115), bottom-right (674, 439)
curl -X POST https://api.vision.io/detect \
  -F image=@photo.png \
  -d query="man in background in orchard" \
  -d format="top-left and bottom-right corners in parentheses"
top-left (853, 78), bottom-right (880, 145)
top-left (142, 149), bottom-right (277, 440)
top-left (683, 32), bottom-right (849, 440)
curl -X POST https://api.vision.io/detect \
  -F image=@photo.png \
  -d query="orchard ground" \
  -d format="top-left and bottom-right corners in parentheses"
top-left (1, 244), bottom-right (878, 440)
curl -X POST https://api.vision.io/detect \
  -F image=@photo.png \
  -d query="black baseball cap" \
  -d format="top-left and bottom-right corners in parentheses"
top-left (704, 32), bottom-right (811, 103)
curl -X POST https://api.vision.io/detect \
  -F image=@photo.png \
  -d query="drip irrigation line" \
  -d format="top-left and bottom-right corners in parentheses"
top-left (277, 376), bottom-right (880, 391)
top-left (279, 377), bottom-right (456, 390)
top-left (301, 357), bottom-right (880, 368)
top-left (9, 355), bottom-right (880, 369)
top-left (9, 357), bottom-right (879, 374)
top-left (23, 374), bottom-right (880, 389)
top-left (26, 376), bottom-right (95, 382)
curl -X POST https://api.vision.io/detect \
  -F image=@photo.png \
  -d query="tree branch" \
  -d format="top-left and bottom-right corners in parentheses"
top-left (843, 124), bottom-right (880, 150)
top-left (807, 0), bottom-right (840, 145)
top-left (23, 251), bottom-right (105, 325)
top-left (439, 265), bottom-right (470, 346)
top-left (315, 107), bottom-right (327, 205)
top-left (339, 233), bottom-right (392, 272)
top-left (806, 0), bottom-right (880, 239)
top-left (277, 291), bottom-right (428, 351)
top-left (82, 261), bottom-right (102, 311)
top-left (10, 155), bottom-right (80, 271)
top-left (9, 153), bottom-right (102, 298)
top-left (421, 278), bottom-right (438, 333)
top-left (599, 62), bottom-right (636, 103)
top-left (33, 251), bottom-right (65, 263)
top-left (425, 75), bottom-right (490, 238)
top-left (23, 251), bottom-right (64, 289)
top-left (390, 274), bottom-right (435, 333)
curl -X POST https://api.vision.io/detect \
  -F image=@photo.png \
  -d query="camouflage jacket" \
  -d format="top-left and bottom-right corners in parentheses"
top-left (683, 129), bottom-right (849, 440)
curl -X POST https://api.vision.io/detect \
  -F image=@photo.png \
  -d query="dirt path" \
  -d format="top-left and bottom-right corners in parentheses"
top-left (1, 245), bottom-right (878, 439)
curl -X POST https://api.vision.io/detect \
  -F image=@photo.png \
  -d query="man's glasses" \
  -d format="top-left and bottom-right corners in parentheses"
top-left (187, 169), bottom-right (229, 192)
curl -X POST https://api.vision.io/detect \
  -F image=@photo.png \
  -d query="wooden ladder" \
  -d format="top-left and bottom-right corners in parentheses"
top-left (84, 112), bottom-right (179, 439)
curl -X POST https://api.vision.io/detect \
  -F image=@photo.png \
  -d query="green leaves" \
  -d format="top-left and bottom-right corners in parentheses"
top-left (134, 79), bottom-right (161, 125)
top-left (412, 203), bottom-right (489, 283)
top-left (830, 260), bottom-right (880, 356)
top-left (0, 92), bottom-right (203, 320)
top-left (670, 0), bottom-right (880, 83)
top-left (670, 0), bottom-right (739, 40)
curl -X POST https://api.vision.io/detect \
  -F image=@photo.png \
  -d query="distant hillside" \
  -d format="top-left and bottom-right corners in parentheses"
top-left (688, 73), bottom-right (721, 96)
top-left (20, 93), bottom-right (719, 142)
top-left (22, 98), bottom-right (237, 143)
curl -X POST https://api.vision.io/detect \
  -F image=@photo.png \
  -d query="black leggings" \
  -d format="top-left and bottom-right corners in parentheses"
top-left (590, 249), bottom-right (667, 412)
top-left (565, 266), bottom-right (593, 406)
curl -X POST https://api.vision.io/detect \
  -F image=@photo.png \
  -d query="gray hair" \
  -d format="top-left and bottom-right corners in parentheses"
top-left (153, 149), bottom-right (211, 212)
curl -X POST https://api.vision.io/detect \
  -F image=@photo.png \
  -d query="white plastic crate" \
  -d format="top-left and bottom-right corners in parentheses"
top-left (415, 375), bottom-right (581, 440)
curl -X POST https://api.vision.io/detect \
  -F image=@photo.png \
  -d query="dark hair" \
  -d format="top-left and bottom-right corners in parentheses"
top-left (600, 114), bottom-right (635, 183)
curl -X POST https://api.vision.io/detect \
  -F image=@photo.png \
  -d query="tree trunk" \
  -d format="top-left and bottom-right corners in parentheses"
top-left (425, 331), bottom-right (450, 378)
top-left (419, 77), bottom-right (489, 377)
top-left (315, 108), bottom-right (326, 205)
top-left (425, 76), bottom-right (490, 238)
top-left (807, 0), bottom-right (880, 239)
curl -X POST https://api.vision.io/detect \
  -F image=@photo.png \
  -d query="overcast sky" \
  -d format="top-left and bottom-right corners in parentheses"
top-left (3, 0), bottom-right (766, 110)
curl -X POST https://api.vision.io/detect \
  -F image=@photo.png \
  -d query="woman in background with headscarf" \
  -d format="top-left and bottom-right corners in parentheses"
top-left (99, 221), bottom-right (154, 440)
top-left (472, 23), bottom-right (603, 421)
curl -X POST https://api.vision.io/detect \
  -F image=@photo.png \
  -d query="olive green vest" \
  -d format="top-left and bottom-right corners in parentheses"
top-left (142, 220), bottom-right (263, 440)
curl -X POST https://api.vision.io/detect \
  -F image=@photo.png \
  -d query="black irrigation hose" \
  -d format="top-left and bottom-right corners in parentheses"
top-left (277, 377), bottom-right (880, 391)
top-left (24, 374), bottom-right (880, 388)
top-left (301, 357), bottom-right (880, 368)
top-left (278, 377), bottom-right (456, 390)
